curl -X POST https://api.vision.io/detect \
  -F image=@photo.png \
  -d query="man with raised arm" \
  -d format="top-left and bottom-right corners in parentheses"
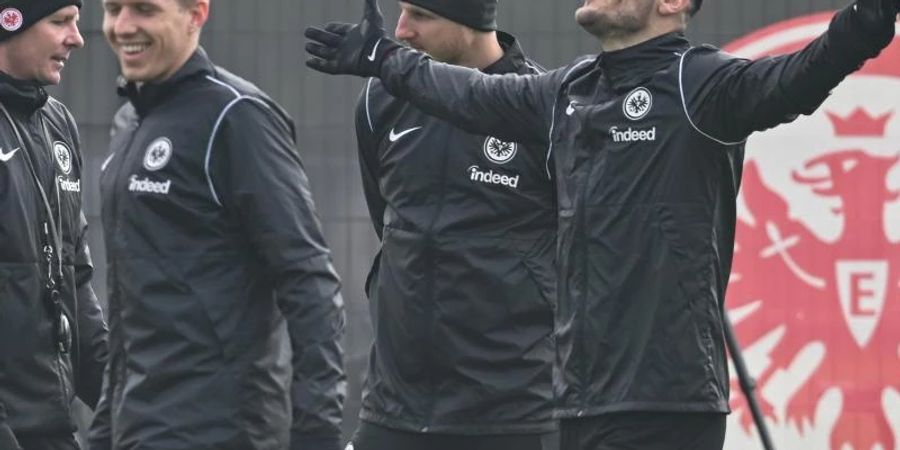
top-left (306, 0), bottom-right (899, 448)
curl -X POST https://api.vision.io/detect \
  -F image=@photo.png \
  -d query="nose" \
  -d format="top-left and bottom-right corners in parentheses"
top-left (66, 23), bottom-right (84, 49)
top-left (394, 11), bottom-right (414, 41)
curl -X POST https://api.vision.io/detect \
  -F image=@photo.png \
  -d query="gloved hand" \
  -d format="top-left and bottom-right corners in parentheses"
top-left (305, 0), bottom-right (401, 76)
top-left (853, 0), bottom-right (898, 48)
top-left (0, 423), bottom-right (22, 450)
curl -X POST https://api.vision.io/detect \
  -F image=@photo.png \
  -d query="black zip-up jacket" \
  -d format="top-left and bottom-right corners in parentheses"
top-left (355, 33), bottom-right (557, 434)
top-left (0, 72), bottom-right (108, 444)
top-left (371, 5), bottom-right (893, 417)
top-left (89, 50), bottom-right (346, 450)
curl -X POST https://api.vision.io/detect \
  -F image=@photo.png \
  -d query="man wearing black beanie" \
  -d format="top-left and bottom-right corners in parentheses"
top-left (308, 0), bottom-right (900, 448)
top-left (0, 1), bottom-right (109, 450)
top-left (348, 1), bottom-right (558, 450)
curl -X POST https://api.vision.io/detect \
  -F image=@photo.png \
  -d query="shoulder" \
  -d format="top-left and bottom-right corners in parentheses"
top-left (205, 66), bottom-right (294, 134)
top-left (680, 44), bottom-right (749, 77)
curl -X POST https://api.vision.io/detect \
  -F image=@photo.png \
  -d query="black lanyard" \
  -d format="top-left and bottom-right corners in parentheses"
top-left (0, 101), bottom-right (71, 354)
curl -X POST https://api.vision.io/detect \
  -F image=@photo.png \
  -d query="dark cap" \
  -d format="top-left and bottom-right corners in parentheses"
top-left (402, 0), bottom-right (498, 31)
top-left (0, 0), bottom-right (82, 43)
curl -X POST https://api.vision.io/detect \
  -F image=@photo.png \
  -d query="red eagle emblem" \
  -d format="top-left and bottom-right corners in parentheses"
top-left (724, 13), bottom-right (900, 450)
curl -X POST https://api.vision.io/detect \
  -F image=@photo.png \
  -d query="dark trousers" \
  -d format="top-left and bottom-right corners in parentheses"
top-left (560, 412), bottom-right (726, 450)
top-left (350, 421), bottom-right (560, 450)
top-left (16, 434), bottom-right (79, 450)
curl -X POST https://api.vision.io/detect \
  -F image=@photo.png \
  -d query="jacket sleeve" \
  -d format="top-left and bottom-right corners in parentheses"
top-left (209, 98), bottom-right (346, 450)
top-left (73, 212), bottom-right (109, 410)
top-left (378, 47), bottom-right (561, 145)
top-left (684, 3), bottom-right (896, 142)
top-left (355, 80), bottom-right (387, 239)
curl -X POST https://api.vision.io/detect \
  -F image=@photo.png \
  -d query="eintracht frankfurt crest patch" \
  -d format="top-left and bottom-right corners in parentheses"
top-left (53, 142), bottom-right (72, 175)
top-left (623, 87), bottom-right (652, 120)
top-left (0, 8), bottom-right (22, 32)
top-left (143, 138), bottom-right (173, 171)
top-left (723, 13), bottom-right (900, 450)
top-left (483, 136), bottom-right (517, 165)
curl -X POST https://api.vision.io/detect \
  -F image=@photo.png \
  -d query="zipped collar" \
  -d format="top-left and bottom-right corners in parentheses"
top-left (593, 32), bottom-right (690, 90)
top-left (117, 47), bottom-right (216, 118)
top-left (0, 71), bottom-right (49, 115)
top-left (483, 31), bottom-right (532, 75)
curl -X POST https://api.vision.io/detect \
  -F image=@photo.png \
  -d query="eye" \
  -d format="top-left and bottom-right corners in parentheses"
top-left (135, 3), bottom-right (157, 15)
top-left (104, 4), bottom-right (121, 16)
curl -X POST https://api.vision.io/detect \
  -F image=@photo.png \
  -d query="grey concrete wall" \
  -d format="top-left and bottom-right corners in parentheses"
top-left (58, 0), bottom-right (848, 440)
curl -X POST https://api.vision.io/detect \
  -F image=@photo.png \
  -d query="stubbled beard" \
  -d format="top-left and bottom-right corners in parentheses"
top-left (575, 4), bottom-right (650, 40)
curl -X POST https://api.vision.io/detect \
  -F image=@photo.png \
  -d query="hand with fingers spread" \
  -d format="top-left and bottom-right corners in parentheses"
top-left (305, 0), bottom-right (401, 77)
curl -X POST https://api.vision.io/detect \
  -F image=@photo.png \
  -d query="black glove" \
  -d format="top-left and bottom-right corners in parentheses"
top-left (305, 0), bottom-right (401, 76)
top-left (0, 423), bottom-right (21, 450)
top-left (852, 0), bottom-right (898, 48)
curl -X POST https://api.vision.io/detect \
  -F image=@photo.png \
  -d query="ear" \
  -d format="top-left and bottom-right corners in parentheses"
top-left (188, 0), bottom-right (210, 33)
top-left (658, 0), bottom-right (692, 17)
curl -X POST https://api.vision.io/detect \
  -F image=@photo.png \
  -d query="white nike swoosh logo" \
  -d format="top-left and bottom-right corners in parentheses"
top-left (389, 126), bottom-right (422, 143)
top-left (0, 147), bottom-right (20, 162)
top-left (367, 38), bottom-right (383, 62)
top-left (566, 102), bottom-right (577, 116)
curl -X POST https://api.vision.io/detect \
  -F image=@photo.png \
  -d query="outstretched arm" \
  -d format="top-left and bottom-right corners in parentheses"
top-left (685, 0), bottom-right (898, 142)
top-left (305, 0), bottom-right (558, 145)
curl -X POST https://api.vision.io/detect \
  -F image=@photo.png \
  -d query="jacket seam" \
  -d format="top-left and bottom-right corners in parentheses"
top-left (678, 48), bottom-right (747, 146)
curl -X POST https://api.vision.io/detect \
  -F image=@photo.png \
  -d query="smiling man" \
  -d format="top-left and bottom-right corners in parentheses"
top-left (352, 1), bottom-right (558, 450)
top-left (0, 1), bottom-right (109, 450)
top-left (306, 0), bottom-right (899, 448)
top-left (89, 1), bottom-right (346, 449)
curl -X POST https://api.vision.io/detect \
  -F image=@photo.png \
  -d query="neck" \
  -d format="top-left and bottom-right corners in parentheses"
top-left (457, 31), bottom-right (505, 70)
top-left (598, 20), bottom-right (685, 52)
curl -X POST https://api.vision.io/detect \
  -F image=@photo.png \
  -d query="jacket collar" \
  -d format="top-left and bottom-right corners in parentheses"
top-left (483, 31), bottom-right (531, 75)
top-left (118, 47), bottom-right (216, 117)
top-left (0, 71), bottom-right (48, 114)
top-left (594, 32), bottom-right (690, 90)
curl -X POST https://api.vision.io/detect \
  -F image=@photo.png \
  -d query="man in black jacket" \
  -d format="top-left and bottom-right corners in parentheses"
top-left (352, 1), bottom-right (558, 449)
top-left (305, 0), bottom-right (899, 448)
top-left (89, 1), bottom-right (346, 449)
top-left (0, 1), bottom-right (108, 449)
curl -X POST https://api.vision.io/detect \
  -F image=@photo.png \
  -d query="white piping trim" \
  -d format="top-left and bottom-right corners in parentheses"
top-left (203, 95), bottom-right (273, 208)
top-left (678, 48), bottom-right (746, 146)
top-left (545, 59), bottom-right (594, 179)
top-left (202, 75), bottom-right (275, 207)
top-left (206, 75), bottom-right (241, 97)
top-left (101, 152), bottom-right (116, 172)
top-left (365, 78), bottom-right (375, 132)
top-left (205, 97), bottom-right (243, 207)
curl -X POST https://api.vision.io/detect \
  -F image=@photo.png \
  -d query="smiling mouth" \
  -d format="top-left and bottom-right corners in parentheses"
top-left (120, 43), bottom-right (151, 55)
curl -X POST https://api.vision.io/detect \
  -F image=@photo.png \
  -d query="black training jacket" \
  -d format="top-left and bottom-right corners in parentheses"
top-left (0, 72), bottom-right (108, 443)
top-left (374, 5), bottom-right (892, 417)
top-left (355, 33), bottom-right (557, 434)
top-left (90, 50), bottom-right (345, 450)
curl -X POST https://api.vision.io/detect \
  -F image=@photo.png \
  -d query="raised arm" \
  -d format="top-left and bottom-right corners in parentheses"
top-left (305, 0), bottom-right (558, 145)
top-left (684, 0), bottom-right (898, 142)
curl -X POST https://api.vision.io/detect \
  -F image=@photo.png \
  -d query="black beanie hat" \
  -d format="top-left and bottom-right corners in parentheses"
top-left (402, 0), bottom-right (498, 31)
top-left (0, 0), bottom-right (83, 43)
